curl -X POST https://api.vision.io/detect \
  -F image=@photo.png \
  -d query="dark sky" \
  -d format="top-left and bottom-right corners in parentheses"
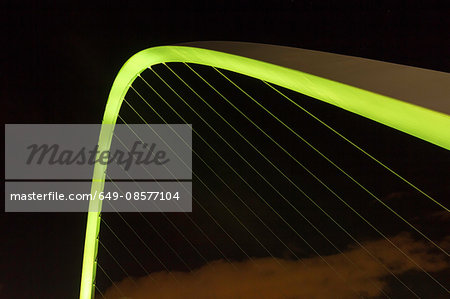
top-left (2, 2), bottom-right (449, 299)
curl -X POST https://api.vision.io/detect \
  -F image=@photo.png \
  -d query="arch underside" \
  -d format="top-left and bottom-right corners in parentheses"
top-left (79, 43), bottom-right (450, 299)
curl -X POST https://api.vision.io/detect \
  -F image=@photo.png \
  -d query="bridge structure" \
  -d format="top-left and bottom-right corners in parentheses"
top-left (79, 42), bottom-right (450, 299)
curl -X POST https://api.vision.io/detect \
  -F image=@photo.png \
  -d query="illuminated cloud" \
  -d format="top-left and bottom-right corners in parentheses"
top-left (102, 233), bottom-right (449, 299)
top-left (426, 211), bottom-right (450, 222)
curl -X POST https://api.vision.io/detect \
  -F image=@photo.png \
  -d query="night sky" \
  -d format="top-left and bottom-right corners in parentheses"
top-left (2, 2), bottom-right (450, 299)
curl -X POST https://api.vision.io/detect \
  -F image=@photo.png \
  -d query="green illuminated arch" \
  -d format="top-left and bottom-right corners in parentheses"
top-left (80, 43), bottom-right (450, 299)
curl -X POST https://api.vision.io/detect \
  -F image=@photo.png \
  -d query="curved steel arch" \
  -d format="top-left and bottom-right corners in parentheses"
top-left (80, 42), bottom-right (450, 299)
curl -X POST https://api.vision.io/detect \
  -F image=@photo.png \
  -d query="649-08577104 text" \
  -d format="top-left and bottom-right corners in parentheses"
top-left (9, 191), bottom-right (180, 201)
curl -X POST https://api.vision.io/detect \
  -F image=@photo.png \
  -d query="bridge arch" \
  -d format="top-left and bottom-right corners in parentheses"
top-left (80, 42), bottom-right (450, 299)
